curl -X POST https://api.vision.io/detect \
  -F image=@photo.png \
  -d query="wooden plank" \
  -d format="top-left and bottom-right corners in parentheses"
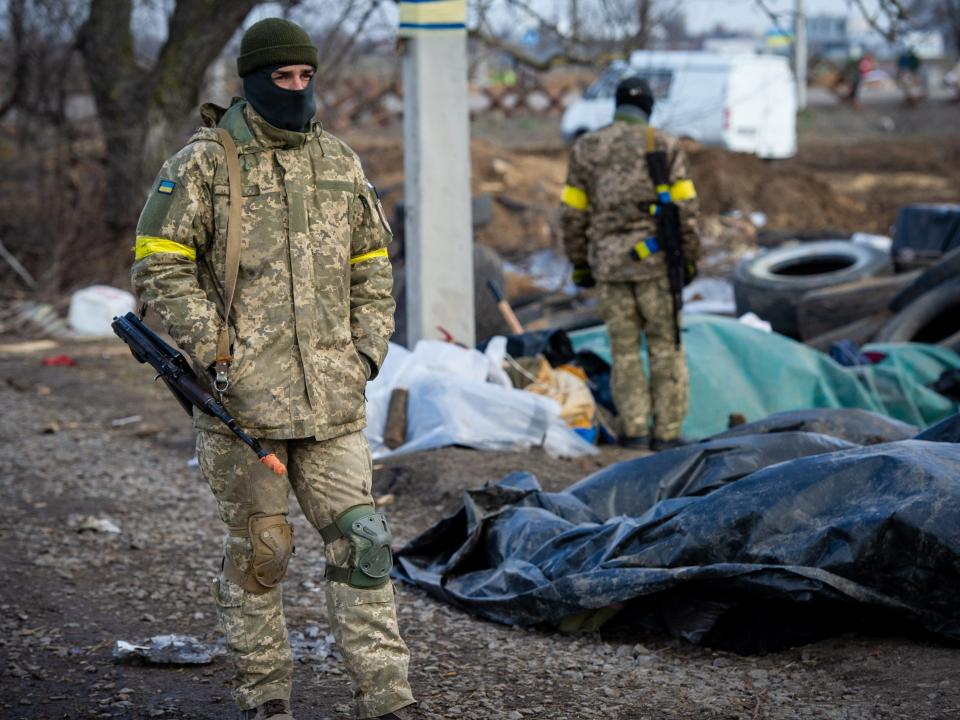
top-left (383, 387), bottom-right (409, 450)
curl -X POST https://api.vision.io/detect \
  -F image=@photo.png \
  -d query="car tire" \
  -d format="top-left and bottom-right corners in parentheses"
top-left (889, 246), bottom-right (960, 312)
top-left (874, 277), bottom-right (960, 352)
top-left (733, 241), bottom-right (892, 338)
top-left (796, 273), bottom-right (917, 340)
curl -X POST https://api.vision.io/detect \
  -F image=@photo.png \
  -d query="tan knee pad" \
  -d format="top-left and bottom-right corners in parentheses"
top-left (224, 514), bottom-right (294, 594)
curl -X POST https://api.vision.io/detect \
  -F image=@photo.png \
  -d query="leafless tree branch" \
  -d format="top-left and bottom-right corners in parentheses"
top-left (469, 28), bottom-right (614, 71)
top-left (0, 0), bottom-right (26, 120)
top-left (850, 0), bottom-right (909, 41)
top-left (753, 0), bottom-right (792, 37)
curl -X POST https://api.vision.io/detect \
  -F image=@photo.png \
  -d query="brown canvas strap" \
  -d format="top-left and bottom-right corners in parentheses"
top-left (645, 125), bottom-right (656, 152)
top-left (213, 128), bottom-right (243, 394)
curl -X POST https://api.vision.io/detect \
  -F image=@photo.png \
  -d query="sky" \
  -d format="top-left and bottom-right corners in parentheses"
top-left (129, 0), bottom-right (885, 48)
top-left (679, 0), bottom-right (879, 34)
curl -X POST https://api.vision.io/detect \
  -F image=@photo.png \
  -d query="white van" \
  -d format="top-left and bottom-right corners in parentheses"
top-left (561, 51), bottom-right (797, 159)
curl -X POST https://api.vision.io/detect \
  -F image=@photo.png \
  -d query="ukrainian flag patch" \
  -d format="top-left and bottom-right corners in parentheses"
top-left (157, 179), bottom-right (176, 195)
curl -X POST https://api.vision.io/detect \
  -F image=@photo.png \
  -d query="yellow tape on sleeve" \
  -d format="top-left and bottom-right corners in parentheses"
top-left (134, 236), bottom-right (197, 262)
top-left (670, 179), bottom-right (697, 202)
top-left (350, 248), bottom-right (389, 265)
top-left (561, 185), bottom-right (589, 211)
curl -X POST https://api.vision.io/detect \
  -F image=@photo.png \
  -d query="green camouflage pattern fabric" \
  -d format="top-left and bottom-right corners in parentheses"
top-left (132, 100), bottom-right (394, 440)
top-left (199, 429), bottom-right (415, 717)
top-left (597, 278), bottom-right (689, 440)
top-left (560, 118), bottom-right (700, 283)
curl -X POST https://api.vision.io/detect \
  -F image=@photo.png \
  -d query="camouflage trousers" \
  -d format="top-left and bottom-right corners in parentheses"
top-left (597, 277), bottom-right (689, 440)
top-left (197, 429), bottom-right (415, 719)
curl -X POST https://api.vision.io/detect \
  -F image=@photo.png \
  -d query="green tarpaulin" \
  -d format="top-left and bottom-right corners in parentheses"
top-left (569, 315), bottom-right (960, 440)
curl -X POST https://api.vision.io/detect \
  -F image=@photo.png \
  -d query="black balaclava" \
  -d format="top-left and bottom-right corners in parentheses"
top-left (243, 65), bottom-right (317, 132)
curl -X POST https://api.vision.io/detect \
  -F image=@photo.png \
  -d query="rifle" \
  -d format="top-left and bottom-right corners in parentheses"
top-left (643, 130), bottom-right (686, 348)
top-left (111, 312), bottom-right (287, 476)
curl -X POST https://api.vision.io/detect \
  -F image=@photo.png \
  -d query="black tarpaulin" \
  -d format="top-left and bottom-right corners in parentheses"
top-left (395, 431), bottom-right (960, 651)
top-left (710, 407), bottom-right (917, 446)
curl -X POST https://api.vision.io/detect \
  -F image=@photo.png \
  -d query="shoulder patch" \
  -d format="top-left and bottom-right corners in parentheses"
top-left (139, 177), bottom-right (179, 235)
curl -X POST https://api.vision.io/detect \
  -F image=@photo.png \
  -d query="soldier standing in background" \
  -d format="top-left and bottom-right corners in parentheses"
top-left (560, 77), bottom-right (701, 451)
top-left (131, 18), bottom-right (415, 720)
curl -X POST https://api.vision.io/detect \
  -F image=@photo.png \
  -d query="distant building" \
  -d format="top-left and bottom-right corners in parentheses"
top-left (806, 15), bottom-right (849, 59)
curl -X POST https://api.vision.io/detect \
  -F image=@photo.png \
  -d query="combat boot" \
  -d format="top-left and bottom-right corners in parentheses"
top-left (239, 699), bottom-right (293, 720)
top-left (619, 435), bottom-right (650, 450)
top-left (650, 437), bottom-right (686, 452)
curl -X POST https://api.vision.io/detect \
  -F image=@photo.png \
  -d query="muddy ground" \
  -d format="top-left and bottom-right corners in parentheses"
top-left (2, 338), bottom-right (959, 720)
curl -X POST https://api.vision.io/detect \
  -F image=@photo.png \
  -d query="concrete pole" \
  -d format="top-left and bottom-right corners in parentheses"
top-left (400, 5), bottom-right (475, 347)
top-left (795, 0), bottom-right (808, 109)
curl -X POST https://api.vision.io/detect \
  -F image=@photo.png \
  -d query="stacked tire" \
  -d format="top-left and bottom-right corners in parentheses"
top-left (733, 241), bottom-right (892, 338)
top-left (874, 246), bottom-right (960, 352)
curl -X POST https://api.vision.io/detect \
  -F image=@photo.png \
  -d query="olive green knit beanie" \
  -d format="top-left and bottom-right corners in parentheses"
top-left (237, 18), bottom-right (318, 77)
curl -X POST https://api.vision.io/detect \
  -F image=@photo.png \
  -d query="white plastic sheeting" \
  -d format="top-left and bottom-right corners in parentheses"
top-left (682, 277), bottom-right (736, 316)
top-left (364, 340), bottom-right (597, 459)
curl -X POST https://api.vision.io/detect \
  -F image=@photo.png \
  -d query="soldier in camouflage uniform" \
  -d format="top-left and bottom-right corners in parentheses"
top-left (560, 77), bottom-right (701, 451)
top-left (131, 18), bottom-right (415, 720)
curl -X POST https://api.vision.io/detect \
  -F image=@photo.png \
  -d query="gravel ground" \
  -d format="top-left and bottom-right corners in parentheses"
top-left (1, 339), bottom-right (958, 720)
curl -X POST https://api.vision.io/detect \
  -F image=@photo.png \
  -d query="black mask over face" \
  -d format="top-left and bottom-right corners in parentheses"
top-left (243, 66), bottom-right (317, 132)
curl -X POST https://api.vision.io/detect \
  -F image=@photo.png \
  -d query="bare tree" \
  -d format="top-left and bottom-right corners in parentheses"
top-left (470, 0), bottom-right (682, 71)
top-left (294, 0), bottom-right (390, 85)
top-left (78, 0), bottom-right (265, 239)
top-left (754, 0), bottom-right (911, 43)
top-left (905, 0), bottom-right (960, 51)
top-left (0, 0), bottom-right (84, 123)
top-left (0, 0), bottom-right (397, 291)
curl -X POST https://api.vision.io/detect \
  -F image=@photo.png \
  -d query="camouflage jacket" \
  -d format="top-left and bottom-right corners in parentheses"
top-left (560, 117), bottom-right (700, 283)
top-left (131, 101), bottom-right (394, 440)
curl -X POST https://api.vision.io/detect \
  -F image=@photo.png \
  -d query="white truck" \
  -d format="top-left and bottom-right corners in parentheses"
top-left (561, 51), bottom-right (798, 159)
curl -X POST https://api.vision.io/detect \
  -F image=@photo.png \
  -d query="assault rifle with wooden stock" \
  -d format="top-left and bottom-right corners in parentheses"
top-left (111, 312), bottom-right (286, 476)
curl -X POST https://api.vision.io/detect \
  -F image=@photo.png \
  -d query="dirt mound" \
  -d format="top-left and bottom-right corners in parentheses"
top-left (348, 132), bottom-right (960, 262)
top-left (351, 135), bottom-right (566, 259)
top-left (688, 145), bottom-right (868, 231)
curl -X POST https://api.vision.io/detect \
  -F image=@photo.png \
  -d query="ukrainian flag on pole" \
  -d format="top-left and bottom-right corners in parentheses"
top-left (398, 0), bottom-right (467, 37)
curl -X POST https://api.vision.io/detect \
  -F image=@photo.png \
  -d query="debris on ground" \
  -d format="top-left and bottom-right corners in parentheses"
top-left (891, 203), bottom-right (960, 269)
top-left (67, 285), bottom-right (136, 337)
top-left (41, 354), bottom-right (77, 367)
top-left (365, 339), bottom-right (597, 459)
top-left (0, 302), bottom-right (77, 340)
top-left (68, 515), bottom-right (122, 534)
top-left (288, 627), bottom-right (339, 663)
top-left (571, 315), bottom-right (960, 439)
top-left (113, 635), bottom-right (223, 665)
top-left (3, 334), bottom-right (960, 718)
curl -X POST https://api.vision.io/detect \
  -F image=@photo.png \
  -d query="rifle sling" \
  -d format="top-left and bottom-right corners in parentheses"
top-left (214, 128), bottom-right (243, 385)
